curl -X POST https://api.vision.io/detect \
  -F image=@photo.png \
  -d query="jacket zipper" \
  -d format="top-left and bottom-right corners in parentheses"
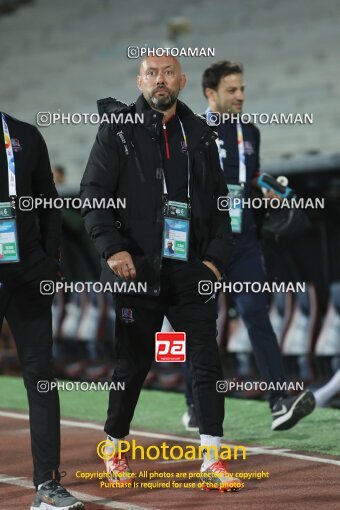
top-left (162, 123), bottom-right (170, 159)
top-left (156, 140), bottom-right (165, 296)
top-left (130, 139), bottom-right (146, 182)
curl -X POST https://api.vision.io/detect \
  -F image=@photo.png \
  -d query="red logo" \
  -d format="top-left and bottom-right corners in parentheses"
top-left (155, 332), bottom-right (186, 362)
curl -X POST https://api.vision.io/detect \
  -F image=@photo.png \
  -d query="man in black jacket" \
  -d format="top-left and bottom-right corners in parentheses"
top-left (0, 113), bottom-right (83, 509)
top-left (81, 55), bottom-right (241, 491)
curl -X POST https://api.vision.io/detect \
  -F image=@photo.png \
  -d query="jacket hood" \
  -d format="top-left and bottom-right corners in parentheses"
top-left (97, 97), bottom-right (131, 116)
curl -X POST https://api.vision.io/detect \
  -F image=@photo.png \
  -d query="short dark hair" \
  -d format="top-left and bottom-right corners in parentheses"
top-left (202, 60), bottom-right (243, 97)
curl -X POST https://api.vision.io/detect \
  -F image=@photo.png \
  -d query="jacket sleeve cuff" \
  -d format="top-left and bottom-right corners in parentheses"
top-left (104, 241), bottom-right (130, 260)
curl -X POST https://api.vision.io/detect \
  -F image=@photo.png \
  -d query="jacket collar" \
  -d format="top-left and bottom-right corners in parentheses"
top-left (134, 94), bottom-right (217, 151)
top-left (135, 94), bottom-right (163, 126)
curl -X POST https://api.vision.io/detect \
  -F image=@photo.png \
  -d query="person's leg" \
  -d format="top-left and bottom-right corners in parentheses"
top-left (105, 294), bottom-right (165, 438)
top-left (183, 361), bottom-right (194, 406)
top-left (216, 291), bottom-right (229, 351)
top-left (167, 260), bottom-right (224, 438)
top-left (181, 360), bottom-right (199, 431)
top-left (5, 283), bottom-right (60, 488)
top-left (228, 235), bottom-right (315, 431)
top-left (234, 291), bottom-right (286, 407)
top-left (0, 284), bottom-right (10, 340)
top-left (181, 288), bottom-right (229, 432)
top-left (166, 260), bottom-right (241, 491)
top-left (314, 369), bottom-right (340, 407)
top-left (183, 291), bottom-right (229, 409)
top-left (228, 236), bottom-right (286, 408)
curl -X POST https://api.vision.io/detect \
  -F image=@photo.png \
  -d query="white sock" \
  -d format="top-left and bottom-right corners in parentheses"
top-left (314, 370), bottom-right (340, 407)
top-left (106, 435), bottom-right (125, 457)
top-left (200, 435), bottom-right (221, 468)
top-left (38, 480), bottom-right (52, 490)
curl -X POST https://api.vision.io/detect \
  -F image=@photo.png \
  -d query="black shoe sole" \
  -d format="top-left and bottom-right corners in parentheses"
top-left (30, 503), bottom-right (84, 510)
top-left (272, 391), bottom-right (316, 431)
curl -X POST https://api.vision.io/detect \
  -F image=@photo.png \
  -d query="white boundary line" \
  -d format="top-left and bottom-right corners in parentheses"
top-left (0, 475), bottom-right (150, 510)
top-left (1, 410), bottom-right (340, 467)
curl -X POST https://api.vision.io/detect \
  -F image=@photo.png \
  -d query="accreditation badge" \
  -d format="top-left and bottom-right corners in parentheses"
top-left (162, 200), bottom-right (190, 261)
top-left (0, 201), bottom-right (20, 263)
top-left (228, 184), bottom-right (245, 234)
top-left (0, 218), bottom-right (20, 263)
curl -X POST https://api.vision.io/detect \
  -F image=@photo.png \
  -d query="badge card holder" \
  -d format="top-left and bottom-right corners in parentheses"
top-left (228, 183), bottom-right (245, 234)
top-left (0, 113), bottom-right (20, 263)
top-left (162, 200), bottom-right (190, 261)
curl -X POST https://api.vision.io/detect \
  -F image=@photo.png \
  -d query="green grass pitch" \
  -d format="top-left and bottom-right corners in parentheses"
top-left (0, 375), bottom-right (339, 457)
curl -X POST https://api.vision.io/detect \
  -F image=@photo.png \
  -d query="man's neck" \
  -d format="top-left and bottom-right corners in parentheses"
top-left (207, 102), bottom-right (215, 113)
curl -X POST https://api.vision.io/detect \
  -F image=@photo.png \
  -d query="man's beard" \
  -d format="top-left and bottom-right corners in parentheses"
top-left (147, 87), bottom-right (179, 111)
top-left (218, 101), bottom-right (242, 115)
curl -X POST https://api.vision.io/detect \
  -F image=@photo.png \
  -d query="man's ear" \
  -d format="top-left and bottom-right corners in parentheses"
top-left (137, 75), bottom-right (142, 91)
top-left (205, 87), bottom-right (217, 109)
top-left (179, 73), bottom-right (187, 90)
top-left (205, 87), bottom-right (217, 101)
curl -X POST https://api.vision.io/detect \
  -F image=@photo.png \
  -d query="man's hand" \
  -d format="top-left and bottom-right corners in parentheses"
top-left (264, 188), bottom-right (282, 201)
top-left (202, 260), bottom-right (221, 280)
top-left (107, 251), bottom-right (136, 279)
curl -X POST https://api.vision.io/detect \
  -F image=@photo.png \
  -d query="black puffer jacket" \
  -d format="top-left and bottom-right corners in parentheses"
top-left (80, 95), bottom-right (233, 296)
top-left (0, 113), bottom-right (61, 288)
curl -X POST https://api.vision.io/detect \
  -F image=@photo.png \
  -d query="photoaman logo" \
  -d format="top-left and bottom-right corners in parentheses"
top-left (97, 439), bottom-right (247, 461)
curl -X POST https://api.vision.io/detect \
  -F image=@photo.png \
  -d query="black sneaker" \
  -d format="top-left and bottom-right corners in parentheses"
top-left (271, 390), bottom-right (316, 431)
top-left (30, 480), bottom-right (84, 509)
top-left (182, 404), bottom-right (199, 431)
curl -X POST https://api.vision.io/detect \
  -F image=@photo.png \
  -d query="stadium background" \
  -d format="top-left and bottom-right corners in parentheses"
top-left (0, 1), bottom-right (339, 509)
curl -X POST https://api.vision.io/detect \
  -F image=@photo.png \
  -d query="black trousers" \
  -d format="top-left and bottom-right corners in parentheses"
top-left (184, 232), bottom-right (287, 410)
top-left (105, 257), bottom-right (225, 438)
top-left (0, 257), bottom-right (60, 487)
